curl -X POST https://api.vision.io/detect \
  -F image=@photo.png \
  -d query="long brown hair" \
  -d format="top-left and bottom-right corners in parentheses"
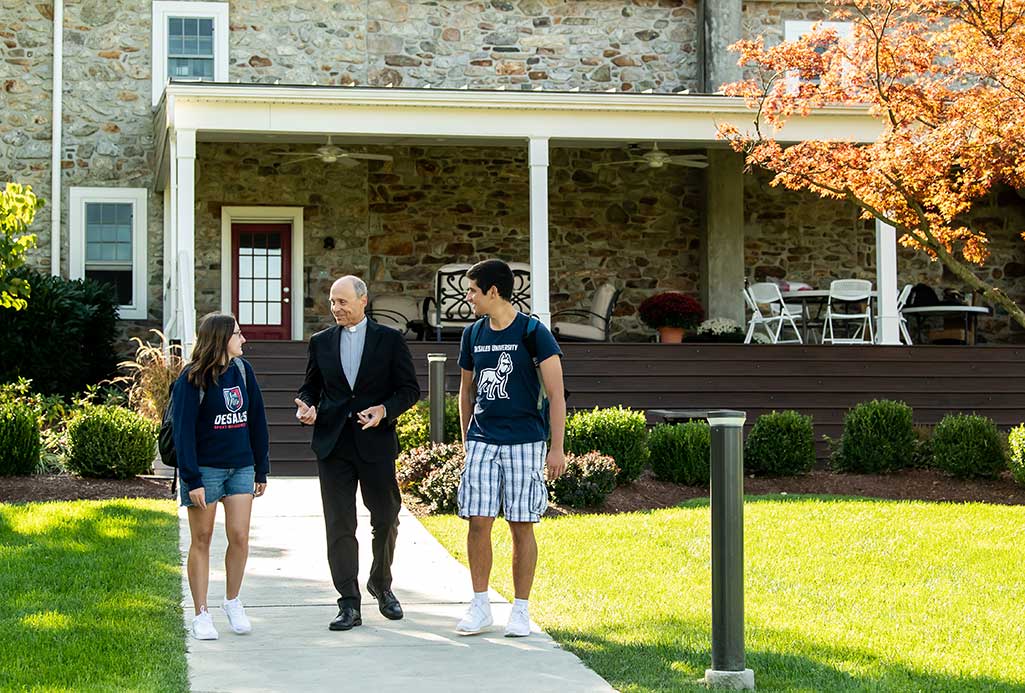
top-left (187, 312), bottom-right (237, 388)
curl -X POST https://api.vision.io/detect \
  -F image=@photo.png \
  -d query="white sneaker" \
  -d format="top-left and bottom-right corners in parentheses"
top-left (222, 598), bottom-right (252, 634)
top-left (504, 605), bottom-right (531, 638)
top-left (191, 607), bottom-right (219, 640)
top-left (455, 600), bottom-right (493, 635)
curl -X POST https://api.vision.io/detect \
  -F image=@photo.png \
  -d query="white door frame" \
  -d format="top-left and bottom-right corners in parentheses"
top-left (220, 206), bottom-right (304, 340)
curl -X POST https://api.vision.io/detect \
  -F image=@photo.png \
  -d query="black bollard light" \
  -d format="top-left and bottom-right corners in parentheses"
top-left (428, 353), bottom-right (446, 443)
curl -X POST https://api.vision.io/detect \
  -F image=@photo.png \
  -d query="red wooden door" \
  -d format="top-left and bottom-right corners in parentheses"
top-left (232, 223), bottom-right (292, 340)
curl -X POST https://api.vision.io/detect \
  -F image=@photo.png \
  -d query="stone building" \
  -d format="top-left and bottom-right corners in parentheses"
top-left (3, 0), bottom-right (1024, 346)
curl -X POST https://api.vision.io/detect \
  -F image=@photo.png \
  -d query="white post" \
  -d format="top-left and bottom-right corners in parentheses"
top-left (49, 0), bottom-right (63, 276)
top-left (175, 128), bottom-right (198, 355)
top-left (528, 137), bottom-right (551, 326)
top-left (875, 218), bottom-right (900, 345)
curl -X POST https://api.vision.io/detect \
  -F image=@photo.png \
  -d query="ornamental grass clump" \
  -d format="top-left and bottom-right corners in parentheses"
top-left (931, 414), bottom-right (1007, 479)
top-left (637, 292), bottom-right (705, 330)
top-left (648, 422), bottom-right (711, 485)
top-left (745, 410), bottom-right (816, 476)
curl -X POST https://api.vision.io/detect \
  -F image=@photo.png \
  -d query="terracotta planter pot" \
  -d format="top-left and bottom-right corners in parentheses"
top-left (657, 326), bottom-right (685, 343)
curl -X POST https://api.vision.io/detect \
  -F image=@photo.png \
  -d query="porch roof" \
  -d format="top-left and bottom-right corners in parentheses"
top-left (153, 82), bottom-right (881, 189)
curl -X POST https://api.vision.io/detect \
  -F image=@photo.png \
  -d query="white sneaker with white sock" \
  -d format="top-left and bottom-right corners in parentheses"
top-left (222, 598), bottom-right (252, 634)
top-left (504, 600), bottom-right (531, 638)
top-left (191, 607), bottom-right (219, 640)
top-left (456, 595), bottom-right (493, 635)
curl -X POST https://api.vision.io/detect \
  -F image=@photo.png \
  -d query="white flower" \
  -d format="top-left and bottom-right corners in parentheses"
top-left (752, 332), bottom-right (772, 344)
top-left (697, 317), bottom-right (742, 336)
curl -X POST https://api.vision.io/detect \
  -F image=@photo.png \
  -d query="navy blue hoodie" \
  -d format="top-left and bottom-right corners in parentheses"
top-left (170, 358), bottom-right (270, 488)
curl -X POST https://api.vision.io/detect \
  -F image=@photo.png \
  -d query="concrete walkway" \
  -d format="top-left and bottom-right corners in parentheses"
top-left (178, 478), bottom-right (614, 693)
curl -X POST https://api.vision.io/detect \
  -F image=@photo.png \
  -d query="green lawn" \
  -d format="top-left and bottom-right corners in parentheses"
top-left (423, 495), bottom-right (1025, 692)
top-left (0, 499), bottom-right (187, 692)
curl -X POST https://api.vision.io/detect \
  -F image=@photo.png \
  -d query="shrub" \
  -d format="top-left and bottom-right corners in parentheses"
top-left (911, 425), bottom-right (934, 469)
top-left (931, 414), bottom-right (1007, 479)
top-left (1009, 424), bottom-right (1025, 485)
top-left (418, 453), bottom-right (465, 514)
top-left (744, 410), bottom-right (815, 476)
top-left (831, 400), bottom-right (916, 473)
top-left (65, 405), bottom-right (157, 479)
top-left (0, 267), bottom-right (118, 396)
top-left (566, 406), bottom-right (649, 483)
top-left (0, 399), bottom-right (41, 476)
top-left (649, 422), bottom-right (711, 485)
top-left (396, 397), bottom-right (462, 451)
top-left (548, 452), bottom-right (619, 508)
top-left (395, 444), bottom-right (465, 498)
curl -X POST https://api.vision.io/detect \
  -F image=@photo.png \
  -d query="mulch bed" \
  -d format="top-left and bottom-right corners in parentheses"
top-left (6, 468), bottom-right (1024, 510)
top-left (0, 475), bottom-right (174, 504)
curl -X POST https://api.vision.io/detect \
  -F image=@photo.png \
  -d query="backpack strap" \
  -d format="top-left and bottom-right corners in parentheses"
top-left (521, 315), bottom-right (548, 412)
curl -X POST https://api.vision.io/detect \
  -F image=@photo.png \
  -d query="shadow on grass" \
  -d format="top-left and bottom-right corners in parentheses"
top-left (0, 500), bottom-right (188, 692)
top-left (550, 615), bottom-right (1025, 693)
top-left (677, 493), bottom-right (889, 510)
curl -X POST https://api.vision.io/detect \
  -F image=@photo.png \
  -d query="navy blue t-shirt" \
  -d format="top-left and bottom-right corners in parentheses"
top-left (171, 358), bottom-right (270, 488)
top-left (458, 313), bottom-right (562, 445)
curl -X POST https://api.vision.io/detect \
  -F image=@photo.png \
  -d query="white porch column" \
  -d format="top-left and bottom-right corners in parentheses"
top-left (174, 128), bottom-right (198, 355)
top-left (875, 218), bottom-right (900, 345)
top-left (528, 137), bottom-right (551, 326)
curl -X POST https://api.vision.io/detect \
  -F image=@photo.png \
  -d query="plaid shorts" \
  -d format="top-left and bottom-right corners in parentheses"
top-left (458, 440), bottom-right (548, 523)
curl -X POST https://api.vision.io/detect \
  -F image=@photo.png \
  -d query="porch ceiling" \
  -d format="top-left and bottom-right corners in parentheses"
top-left (154, 82), bottom-right (881, 189)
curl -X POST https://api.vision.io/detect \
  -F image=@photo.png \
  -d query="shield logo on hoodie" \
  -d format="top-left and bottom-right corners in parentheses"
top-left (223, 386), bottom-right (243, 413)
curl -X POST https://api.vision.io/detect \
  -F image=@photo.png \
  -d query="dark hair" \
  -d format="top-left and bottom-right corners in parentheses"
top-left (466, 259), bottom-right (513, 301)
top-left (187, 312), bottom-right (237, 388)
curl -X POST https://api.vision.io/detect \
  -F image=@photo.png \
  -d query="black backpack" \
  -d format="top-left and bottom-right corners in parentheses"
top-left (159, 359), bottom-right (247, 492)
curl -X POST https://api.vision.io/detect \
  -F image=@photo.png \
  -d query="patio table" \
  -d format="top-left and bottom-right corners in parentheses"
top-left (901, 305), bottom-right (991, 345)
top-left (779, 289), bottom-right (877, 344)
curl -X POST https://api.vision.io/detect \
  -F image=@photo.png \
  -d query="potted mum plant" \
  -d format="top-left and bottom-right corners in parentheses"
top-left (637, 292), bottom-right (705, 343)
top-left (688, 317), bottom-right (746, 343)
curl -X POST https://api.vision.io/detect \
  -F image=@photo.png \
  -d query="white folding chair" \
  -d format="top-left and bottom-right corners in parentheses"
top-left (823, 279), bottom-right (874, 344)
top-left (896, 283), bottom-right (913, 345)
top-left (743, 283), bottom-right (803, 344)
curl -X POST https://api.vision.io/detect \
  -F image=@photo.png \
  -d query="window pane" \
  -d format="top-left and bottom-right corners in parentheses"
top-left (268, 254), bottom-right (281, 279)
top-left (254, 280), bottom-right (266, 301)
top-left (241, 233), bottom-right (252, 248)
top-left (200, 18), bottom-right (213, 35)
top-left (168, 17), bottom-right (182, 35)
top-left (239, 255), bottom-right (252, 278)
top-left (239, 279), bottom-right (252, 301)
top-left (268, 280), bottom-right (281, 302)
top-left (253, 256), bottom-right (267, 278)
top-left (239, 302), bottom-right (252, 324)
top-left (86, 203), bottom-right (100, 225)
top-left (268, 303), bottom-right (281, 325)
top-left (253, 303), bottom-right (267, 325)
top-left (116, 244), bottom-right (132, 262)
top-left (85, 269), bottom-right (133, 306)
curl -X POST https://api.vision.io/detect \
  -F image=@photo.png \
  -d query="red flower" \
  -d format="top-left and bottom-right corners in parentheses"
top-left (638, 292), bottom-right (705, 329)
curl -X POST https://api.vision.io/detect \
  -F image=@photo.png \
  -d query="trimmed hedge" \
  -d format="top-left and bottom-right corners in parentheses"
top-left (0, 399), bottom-right (41, 476)
top-left (744, 410), bottom-right (815, 476)
top-left (548, 452), bottom-right (619, 508)
top-left (1009, 424), bottom-right (1025, 486)
top-left (397, 397), bottom-right (462, 451)
top-left (65, 405), bottom-right (157, 479)
top-left (0, 267), bottom-right (119, 396)
top-left (831, 400), bottom-right (916, 474)
top-left (649, 422), bottom-right (710, 485)
top-left (566, 406), bottom-right (649, 483)
top-left (931, 414), bottom-right (1007, 479)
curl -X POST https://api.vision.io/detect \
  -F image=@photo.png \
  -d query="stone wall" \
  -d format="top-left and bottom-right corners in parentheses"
top-left (194, 142), bottom-right (703, 340)
top-left (743, 169), bottom-right (1025, 343)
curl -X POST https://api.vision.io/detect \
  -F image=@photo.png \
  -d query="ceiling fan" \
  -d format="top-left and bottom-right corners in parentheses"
top-left (595, 143), bottom-right (708, 169)
top-left (270, 136), bottom-right (393, 167)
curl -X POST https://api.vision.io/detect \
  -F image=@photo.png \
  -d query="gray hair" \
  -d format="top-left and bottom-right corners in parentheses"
top-left (338, 275), bottom-right (367, 299)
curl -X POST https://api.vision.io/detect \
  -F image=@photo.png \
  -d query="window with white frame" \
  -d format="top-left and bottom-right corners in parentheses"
top-left (69, 188), bottom-right (149, 320)
top-left (152, 1), bottom-right (228, 106)
top-left (784, 20), bottom-right (854, 92)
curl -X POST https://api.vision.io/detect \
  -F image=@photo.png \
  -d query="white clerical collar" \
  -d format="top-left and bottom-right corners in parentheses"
top-left (345, 317), bottom-right (367, 333)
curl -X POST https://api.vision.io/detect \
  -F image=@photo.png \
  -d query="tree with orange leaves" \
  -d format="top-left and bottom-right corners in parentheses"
top-left (718, 0), bottom-right (1025, 329)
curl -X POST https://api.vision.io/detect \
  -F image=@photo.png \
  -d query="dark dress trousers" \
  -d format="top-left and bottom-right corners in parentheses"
top-left (297, 320), bottom-right (420, 608)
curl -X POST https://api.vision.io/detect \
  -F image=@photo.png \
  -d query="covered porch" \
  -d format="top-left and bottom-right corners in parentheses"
top-left (153, 82), bottom-right (885, 349)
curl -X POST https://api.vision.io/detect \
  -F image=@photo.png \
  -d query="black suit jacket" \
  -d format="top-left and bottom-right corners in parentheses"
top-left (297, 320), bottom-right (420, 462)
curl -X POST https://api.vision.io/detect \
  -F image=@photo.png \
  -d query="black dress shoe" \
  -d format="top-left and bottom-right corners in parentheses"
top-left (329, 606), bottom-right (362, 631)
top-left (367, 584), bottom-right (404, 621)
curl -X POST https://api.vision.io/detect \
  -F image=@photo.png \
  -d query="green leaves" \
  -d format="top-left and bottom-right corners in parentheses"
top-left (0, 182), bottom-right (44, 311)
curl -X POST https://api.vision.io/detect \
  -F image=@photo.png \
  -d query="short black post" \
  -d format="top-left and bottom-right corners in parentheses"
top-left (704, 409), bottom-right (754, 690)
top-left (428, 353), bottom-right (446, 443)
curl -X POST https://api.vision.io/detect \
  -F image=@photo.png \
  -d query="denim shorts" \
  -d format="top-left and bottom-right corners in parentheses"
top-left (179, 465), bottom-right (256, 507)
